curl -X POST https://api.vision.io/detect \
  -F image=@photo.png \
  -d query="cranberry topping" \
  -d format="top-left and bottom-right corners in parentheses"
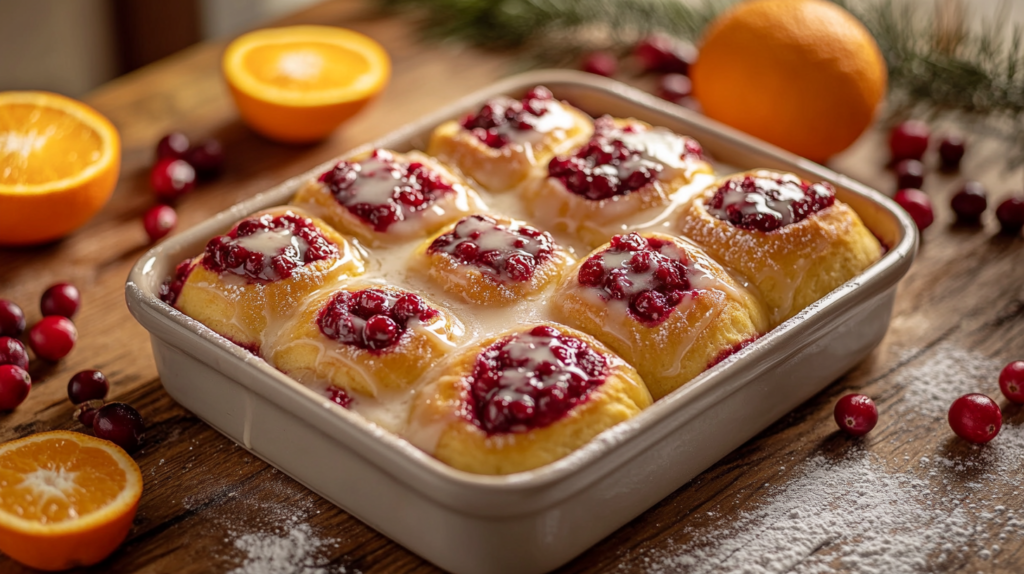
top-left (318, 150), bottom-right (456, 232)
top-left (202, 213), bottom-right (338, 283)
top-left (317, 289), bottom-right (439, 352)
top-left (464, 325), bottom-right (609, 435)
top-left (459, 86), bottom-right (573, 149)
top-left (707, 174), bottom-right (836, 232)
top-left (707, 336), bottom-right (759, 369)
top-left (548, 116), bottom-right (704, 201)
top-left (326, 386), bottom-right (353, 408)
top-left (428, 215), bottom-right (556, 283)
top-left (578, 233), bottom-right (693, 325)
top-left (159, 258), bottom-right (196, 306)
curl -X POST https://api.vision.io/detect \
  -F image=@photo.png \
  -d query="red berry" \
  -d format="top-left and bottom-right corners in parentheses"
top-left (68, 369), bottom-right (110, 404)
top-left (364, 315), bottom-right (399, 348)
top-left (581, 52), bottom-right (617, 77)
top-left (999, 361), bottom-right (1024, 404)
top-left (28, 316), bottom-right (77, 361)
top-left (995, 196), bottom-right (1024, 234)
top-left (143, 204), bottom-right (178, 242)
top-left (894, 159), bottom-right (924, 190)
top-left (948, 393), bottom-right (1002, 444)
top-left (0, 300), bottom-right (25, 337)
top-left (633, 34), bottom-right (697, 74)
top-left (894, 188), bottom-right (934, 230)
top-left (40, 282), bottom-right (80, 318)
top-left (833, 394), bottom-right (878, 436)
top-left (75, 399), bottom-right (105, 427)
top-left (187, 138), bottom-right (225, 178)
top-left (938, 134), bottom-right (965, 169)
top-left (889, 120), bottom-right (930, 162)
top-left (156, 132), bottom-right (190, 160)
top-left (151, 158), bottom-right (196, 202)
top-left (0, 337), bottom-right (29, 369)
top-left (950, 181), bottom-right (987, 223)
top-left (93, 402), bottom-right (145, 452)
top-left (657, 73), bottom-right (692, 103)
top-left (0, 365), bottom-right (31, 410)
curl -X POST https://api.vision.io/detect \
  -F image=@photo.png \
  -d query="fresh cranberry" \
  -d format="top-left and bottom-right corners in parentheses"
top-left (151, 158), bottom-right (196, 202)
top-left (318, 151), bottom-right (456, 232)
top-left (939, 135), bottom-right (966, 170)
top-left (75, 400), bottom-right (104, 427)
top-left (581, 51), bottom-right (617, 77)
top-left (93, 402), bottom-right (145, 452)
top-left (326, 386), bottom-right (352, 408)
top-left (657, 73), bottom-right (692, 103)
top-left (0, 365), bottom-right (31, 410)
top-left (202, 213), bottom-right (338, 282)
top-left (634, 34), bottom-right (697, 74)
top-left (187, 138), bottom-right (225, 178)
top-left (894, 189), bottom-right (934, 231)
top-left (833, 394), bottom-right (878, 436)
top-left (156, 132), bottom-right (190, 160)
top-left (707, 174), bottom-right (835, 232)
top-left (317, 289), bottom-right (438, 352)
top-left (707, 336), bottom-right (759, 369)
top-left (461, 87), bottom-right (560, 149)
top-left (996, 197), bottom-right (1024, 234)
top-left (68, 370), bottom-right (110, 404)
top-left (948, 393), bottom-right (1001, 444)
top-left (0, 300), bottom-right (25, 337)
top-left (578, 233), bottom-right (693, 324)
top-left (143, 204), bottom-right (178, 242)
top-left (889, 120), bottom-right (930, 162)
top-left (465, 325), bottom-right (609, 434)
top-left (28, 316), bottom-right (77, 361)
top-left (0, 337), bottom-right (29, 370)
top-left (999, 361), bottom-right (1024, 403)
top-left (894, 159), bottom-right (924, 190)
top-left (40, 282), bottom-right (81, 318)
top-left (428, 215), bottom-right (556, 283)
top-left (159, 258), bottom-right (195, 306)
top-left (950, 181), bottom-right (987, 223)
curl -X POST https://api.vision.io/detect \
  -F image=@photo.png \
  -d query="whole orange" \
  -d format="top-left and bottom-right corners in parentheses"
top-left (691, 0), bottom-right (887, 162)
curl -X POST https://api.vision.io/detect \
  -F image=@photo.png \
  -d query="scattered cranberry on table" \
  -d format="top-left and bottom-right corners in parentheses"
top-left (28, 316), bottom-right (78, 362)
top-left (93, 402), bottom-right (145, 452)
top-left (187, 138), bottom-right (226, 178)
top-left (657, 73), bottom-right (692, 103)
top-left (889, 120), bottom-right (930, 162)
top-left (581, 51), bottom-right (617, 77)
top-left (948, 393), bottom-right (1002, 444)
top-left (40, 282), bottom-right (81, 318)
top-left (938, 134), bottom-right (965, 170)
top-left (0, 300), bottom-right (25, 337)
top-left (833, 394), bottom-right (878, 436)
top-left (0, 337), bottom-right (29, 370)
top-left (894, 159), bottom-right (924, 190)
top-left (999, 361), bottom-right (1024, 404)
top-left (950, 181), bottom-right (987, 224)
top-left (633, 34), bottom-right (697, 74)
top-left (143, 204), bottom-right (178, 242)
top-left (0, 365), bottom-right (31, 410)
top-left (151, 158), bottom-right (197, 202)
top-left (156, 132), bottom-right (190, 161)
top-left (68, 370), bottom-right (110, 404)
top-left (893, 188), bottom-right (934, 231)
top-left (995, 196), bottom-right (1024, 234)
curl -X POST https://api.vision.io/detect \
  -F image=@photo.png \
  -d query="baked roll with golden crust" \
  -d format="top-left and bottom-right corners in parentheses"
top-left (291, 149), bottom-right (485, 246)
top-left (677, 170), bottom-right (883, 326)
top-left (405, 323), bottom-right (651, 475)
top-left (427, 86), bottom-right (593, 192)
top-left (415, 214), bottom-right (574, 306)
top-left (523, 115), bottom-right (714, 247)
top-left (550, 232), bottom-right (768, 400)
top-left (159, 207), bottom-right (365, 353)
top-left (265, 284), bottom-right (462, 408)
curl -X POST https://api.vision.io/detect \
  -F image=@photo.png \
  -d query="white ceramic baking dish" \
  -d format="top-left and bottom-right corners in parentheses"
top-left (126, 70), bottom-right (917, 574)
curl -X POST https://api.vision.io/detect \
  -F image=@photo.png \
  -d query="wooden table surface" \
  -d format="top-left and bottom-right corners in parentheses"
top-left (2, 1), bottom-right (1024, 572)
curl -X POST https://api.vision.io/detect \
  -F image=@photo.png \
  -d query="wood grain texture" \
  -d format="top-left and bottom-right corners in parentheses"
top-left (2, 1), bottom-right (1024, 572)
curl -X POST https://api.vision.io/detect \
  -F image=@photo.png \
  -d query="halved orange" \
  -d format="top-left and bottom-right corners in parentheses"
top-left (223, 25), bottom-right (391, 144)
top-left (0, 431), bottom-right (143, 571)
top-left (0, 91), bottom-right (121, 246)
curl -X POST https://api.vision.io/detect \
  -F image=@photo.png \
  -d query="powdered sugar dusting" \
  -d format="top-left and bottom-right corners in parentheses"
top-left (228, 523), bottom-right (342, 574)
top-left (634, 344), bottom-right (1024, 573)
